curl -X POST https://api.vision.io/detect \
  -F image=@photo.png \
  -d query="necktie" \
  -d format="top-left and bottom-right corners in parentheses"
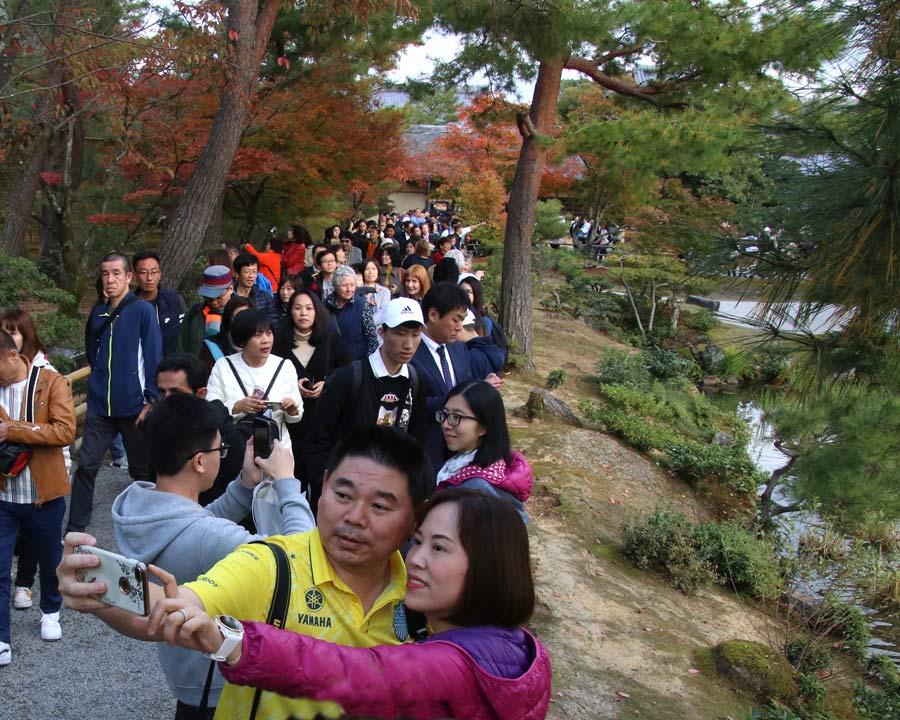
top-left (437, 345), bottom-right (453, 391)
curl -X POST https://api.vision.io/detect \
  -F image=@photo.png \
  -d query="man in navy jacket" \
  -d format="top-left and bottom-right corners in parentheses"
top-left (411, 283), bottom-right (502, 471)
top-left (67, 253), bottom-right (162, 534)
top-left (133, 250), bottom-right (185, 356)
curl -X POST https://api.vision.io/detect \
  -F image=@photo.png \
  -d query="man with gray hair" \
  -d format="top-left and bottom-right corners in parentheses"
top-left (323, 264), bottom-right (377, 360)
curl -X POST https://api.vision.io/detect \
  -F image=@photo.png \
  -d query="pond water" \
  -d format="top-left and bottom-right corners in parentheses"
top-left (715, 300), bottom-right (844, 334)
top-left (719, 393), bottom-right (900, 665)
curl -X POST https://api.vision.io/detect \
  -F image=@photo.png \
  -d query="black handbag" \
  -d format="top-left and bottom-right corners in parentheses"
top-left (0, 364), bottom-right (41, 478)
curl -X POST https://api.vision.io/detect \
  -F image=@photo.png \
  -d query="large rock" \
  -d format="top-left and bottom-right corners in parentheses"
top-left (714, 640), bottom-right (797, 703)
top-left (521, 388), bottom-right (583, 427)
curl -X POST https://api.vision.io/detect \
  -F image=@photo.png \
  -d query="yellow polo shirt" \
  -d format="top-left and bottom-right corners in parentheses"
top-left (186, 529), bottom-right (408, 720)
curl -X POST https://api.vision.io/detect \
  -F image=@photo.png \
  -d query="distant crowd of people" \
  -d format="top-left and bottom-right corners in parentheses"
top-left (0, 209), bottom-right (550, 720)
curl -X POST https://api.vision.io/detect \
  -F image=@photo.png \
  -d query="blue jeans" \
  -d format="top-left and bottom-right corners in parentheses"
top-left (0, 497), bottom-right (66, 643)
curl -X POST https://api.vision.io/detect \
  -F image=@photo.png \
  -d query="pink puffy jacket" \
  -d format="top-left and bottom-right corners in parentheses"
top-left (437, 451), bottom-right (534, 502)
top-left (220, 622), bottom-right (552, 719)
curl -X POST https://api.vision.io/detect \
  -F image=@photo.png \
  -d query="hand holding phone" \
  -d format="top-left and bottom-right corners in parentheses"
top-left (73, 545), bottom-right (150, 616)
top-left (252, 415), bottom-right (279, 459)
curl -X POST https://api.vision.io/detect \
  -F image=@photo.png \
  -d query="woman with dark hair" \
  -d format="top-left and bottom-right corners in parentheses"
top-left (357, 258), bottom-right (391, 326)
top-left (322, 225), bottom-right (341, 243)
top-left (206, 309), bottom-right (302, 449)
top-left (272, 289), bottom-right (353, 484)
top-left (0, 309), bottom-right (48, 365)
top-left (402, 263), bottom-right (431, 303)
top-left (377, 244), bottom-right (402, 297)
top-left (0, 309), bottom-right (69, 614)
top-left (151, 488), bottom-right (551, 720)
top-left (436, 380), bottom-right (532, 522)
top-left (275, 272), bottom-right (303, 322)
top-left (458, 274), bottom-right (508, 359)
top-left (198, 295), bottom-right (252, 382)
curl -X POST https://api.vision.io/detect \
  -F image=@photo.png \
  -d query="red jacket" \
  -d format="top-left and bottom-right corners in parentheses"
top-left (282, 243), bottom-right (306, 275)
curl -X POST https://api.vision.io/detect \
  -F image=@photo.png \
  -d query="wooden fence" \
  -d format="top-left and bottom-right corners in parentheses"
top-left (66, 365), bottom-right (90, 453)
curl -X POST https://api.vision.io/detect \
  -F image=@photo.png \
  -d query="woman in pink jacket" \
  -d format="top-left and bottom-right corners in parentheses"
top-left (160, 488), bottom-right (551, 719)
top-left (436, 379), bottom-right (533, 523)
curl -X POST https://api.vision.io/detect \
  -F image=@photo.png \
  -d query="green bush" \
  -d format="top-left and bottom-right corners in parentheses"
top-left (685, 308), bottom-right (720, 332)
top-left (697, 522), bottom-right (782, 599)
top-left (595, 349), bottom-right (652, 389)
top-left (854, 679), bottom-right (900, 718)
top-left (819, 597), bottom-right (870, 659)
top-left (797, 673), bottom-right (827, 705)
top-left (579, 399), bottom-right (676, 452)
top-left (745, 703), bottom-right (802, 720)
top-left (0, 248), bottom-right (76, 311)
top-left (644, 345), bottom-right (698, 380)
top-left (624, 510), bottom-right (781, 598)
top-left (622, 509), bottom-right (713, 594)
top-left (546, 368), bottom-right (566, 389)
top-left (666, 438), bottom-right (763, 493)
top-left (785, 637), bottom-right (834, 673)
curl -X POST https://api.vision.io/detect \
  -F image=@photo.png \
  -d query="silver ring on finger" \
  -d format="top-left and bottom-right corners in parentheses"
top-left (176, 608), bottom-right (188, 623)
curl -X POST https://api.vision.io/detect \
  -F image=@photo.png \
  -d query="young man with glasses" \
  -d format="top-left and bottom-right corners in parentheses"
top-left (133, 250), bottom-right (187, 356)
top-left (107, 392), bottom-right (313, 719)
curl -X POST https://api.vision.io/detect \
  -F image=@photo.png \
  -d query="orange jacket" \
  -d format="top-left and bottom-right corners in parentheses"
top-left (245, 244), bottom-right (283, 292)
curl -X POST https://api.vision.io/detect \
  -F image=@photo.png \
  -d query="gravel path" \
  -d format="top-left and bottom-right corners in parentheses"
top-left (8, 466), bottom-right (173, 719)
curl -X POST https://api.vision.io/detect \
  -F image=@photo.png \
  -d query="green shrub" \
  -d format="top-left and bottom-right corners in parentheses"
top-left (686, 308), bottom-right (720, 332)
top-left (622, 510), bottom-right (714, 594)
top-left (785, 638), bottom-right (834, 673)
top-left (745, 703), bottom-right (802, 720)
top-left (666, 438), bottom-right (763, 493)
top-left (546, 368), bottom-right (566, 389)
top-left (854, 679), bottom-right (900, 718)
top-left (697, 522), bottom-right (782, 599)
top-left (867, 654), bottom-right (900, 691)
top-left (819, 597), bottom-right (870, 659)
top-left (0, 248), bottom-right (76, 311)
top-left (580, 399), bottom-right (676, 451)
top-left (720, 349), bottom-right (753, 379)
top-left (797, 672), bottom-right (827, 705)
top-left (594, 348), bottom-right (652, 389)
top-left (644, 345), bottom-right (698, 380)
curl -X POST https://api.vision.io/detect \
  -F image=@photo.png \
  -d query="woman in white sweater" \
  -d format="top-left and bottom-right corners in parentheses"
top-left (206, 308), bottom-right (302, 449)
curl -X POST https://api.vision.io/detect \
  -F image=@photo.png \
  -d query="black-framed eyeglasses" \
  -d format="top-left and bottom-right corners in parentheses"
top-left (186, 441), bottom-right (229, 463)
top-left (435, 410), bottom-right (479, 428)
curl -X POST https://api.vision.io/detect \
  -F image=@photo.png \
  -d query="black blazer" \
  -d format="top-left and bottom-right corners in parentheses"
top-left (411, 339), bottom-right (473, 471)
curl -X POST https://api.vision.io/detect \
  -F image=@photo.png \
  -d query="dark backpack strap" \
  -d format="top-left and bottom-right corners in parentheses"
top-left (262, 358), bottom-right (286, 399)
top-left (224, 358), bottom-right (249, 397)
top-left (407, 363), bottom-right (419, 401)
top-left (86, 295), bottom-right (138, 353)
top-left (23, 365), bottom-right (41, 423)
top-left (351, 359), bottom-right (362, 397)
top-left (247, 541), bottom-right (291, 720)
top-left (198, 658), bottom-right (217, 713)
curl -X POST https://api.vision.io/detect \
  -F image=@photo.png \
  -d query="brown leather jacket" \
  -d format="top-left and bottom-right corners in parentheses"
top-left (0, 360), bottom-right (76, 505)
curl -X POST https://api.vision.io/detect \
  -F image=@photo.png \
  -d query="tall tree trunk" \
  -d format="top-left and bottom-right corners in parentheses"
top-left (0, 0), bottom-right (69, 256)
top-left (158, 0), bottom-right (280, 288)
top-left (500, 56), bottom-right (564, 365)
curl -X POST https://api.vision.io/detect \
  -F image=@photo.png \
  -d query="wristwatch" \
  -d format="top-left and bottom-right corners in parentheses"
top-left (208, 615), bottom-right (244, 662)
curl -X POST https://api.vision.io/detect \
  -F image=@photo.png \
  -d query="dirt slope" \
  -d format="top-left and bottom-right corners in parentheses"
top-left (510, 308), bottom-right (773, 719)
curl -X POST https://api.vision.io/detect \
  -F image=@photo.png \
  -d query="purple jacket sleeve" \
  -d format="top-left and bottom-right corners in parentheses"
top-left (220, 622), bottom-right (477, 718)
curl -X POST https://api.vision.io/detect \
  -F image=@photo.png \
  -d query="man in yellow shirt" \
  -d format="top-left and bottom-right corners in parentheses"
top-left (58, 426), bottom-right (433, 720)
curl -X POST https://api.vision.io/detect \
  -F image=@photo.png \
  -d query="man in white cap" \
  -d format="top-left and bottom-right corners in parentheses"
top-left (179, 265), bottom-right (235, 355)
top-left (304, 298), bottom-right (429, 512)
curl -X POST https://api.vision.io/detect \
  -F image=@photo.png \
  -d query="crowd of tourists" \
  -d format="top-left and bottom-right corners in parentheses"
top-left (0, 209), bottom-right (550, 719)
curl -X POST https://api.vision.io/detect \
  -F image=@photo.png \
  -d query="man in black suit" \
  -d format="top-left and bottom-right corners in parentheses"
top-left (412, 283), bottom-right (502, 470)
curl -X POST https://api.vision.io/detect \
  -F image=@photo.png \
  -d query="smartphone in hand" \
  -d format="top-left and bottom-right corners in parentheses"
top-left (73, 546), bottom-right (150, 616)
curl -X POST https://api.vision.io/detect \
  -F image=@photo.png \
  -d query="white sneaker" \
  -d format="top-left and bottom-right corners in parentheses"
top-left (0, 642), bottom-right (10, 666)
top-left (13, 587), bottom-right (32, 609)
top-left (40, 611), bottom-right (61, 641)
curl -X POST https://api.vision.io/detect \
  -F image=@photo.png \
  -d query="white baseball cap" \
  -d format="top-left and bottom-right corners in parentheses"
top-left (383, 298), bottom-right (425, 328)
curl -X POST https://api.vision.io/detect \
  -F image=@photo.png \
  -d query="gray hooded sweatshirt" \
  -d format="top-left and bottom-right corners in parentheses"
top-left (112, 477), bottom-right (314, 708)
